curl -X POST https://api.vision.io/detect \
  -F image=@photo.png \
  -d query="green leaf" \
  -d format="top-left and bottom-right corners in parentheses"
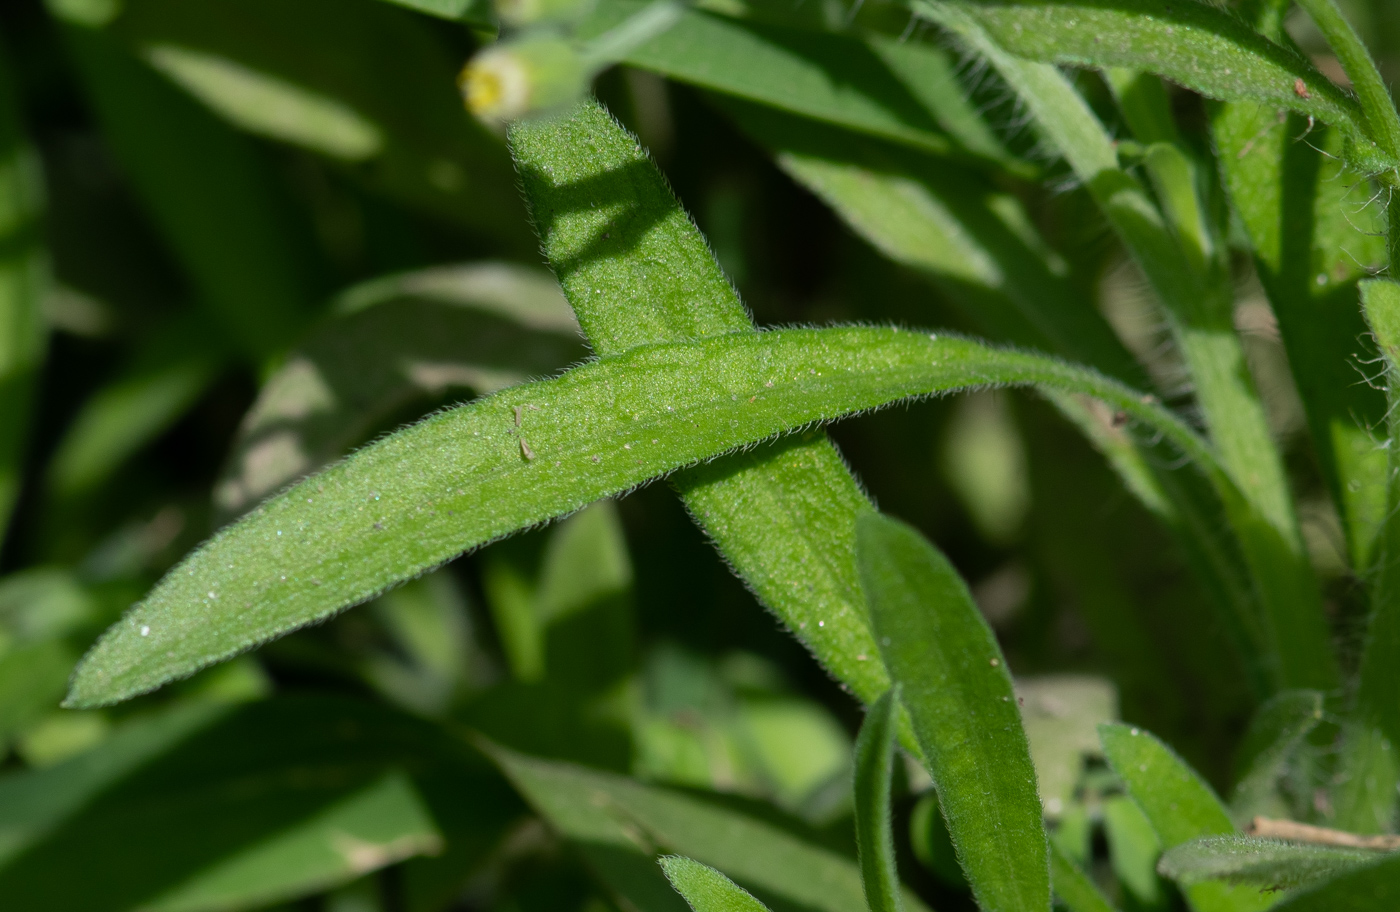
top-left (57, 22), bottom-right (317, 361)
top-left (1099, 723), bottom-right (1272, 912)
top-left (661, 856), bottom-right (773, 912)
top-left (1268, 851), bottom-right (1400, 911)
top-left (927, 0), bottom-right (1337, 694)
top-left (580, 0), bottom-right (1027, 172)
top-left (49, 321), bottom-right (221, 498)
top-left (1103, 795), bottom-right (1164, 908)
top-left (1229, 690), bottom-right (1324, 824)
top-left (214, 263), bottom-right (584, 520)
top-left (373, 0), bottom-right (489, 22)
top-left (489, 743), bottom-right (930, 912)
top-left (509, 99), bottom-right (890, 709)
top-left (853, 688), bottom-right (903, 912)
top-left (858, 511), bottom-right (1049, 912)
top-left (110, 0), bottom-right (528, 241)
top-left (914, 0), bottom-right (1370, 155)
top-left (0, 695), bottom-right (515, 910)
top-left (1050, 841), bottom-right (1121, 912)
top-left (0, 42), bottom-right (47, 544)
top-left (66, 325), bottom-right (1219, 709)
top-left (1159, 836), bottom-right (1375, 892)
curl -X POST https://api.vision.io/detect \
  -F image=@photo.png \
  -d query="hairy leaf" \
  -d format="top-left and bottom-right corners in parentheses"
top-left (215, 263), bottom-right (583, 520)
top-left (1159, 836), bottom-right (1374, 892)
top-left (661, 856), bottom-right (773, 912)
top-left (1099, 723), bottom-right (1272, 912)
top-left (853, 688), bottom-right (903, 912)
top-left (68, 326), bottom-right (1217, 707)
top-left (490, 743), bottom-right (930, 912)
top-left (859, 511), bottom-right (1049, 912)
top-left (915, 0), bottom-right (1369, 152)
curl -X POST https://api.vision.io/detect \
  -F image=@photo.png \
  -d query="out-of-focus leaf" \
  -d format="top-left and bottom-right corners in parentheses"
top-left (110, 0), bottom-right (528, 240)
top-left (56, 20), bottom-right (318, 362)
top-left (910, 791), bottom-right (966, 889)
top-left (1050, 841), bottom-right (1120, 912)
top-left (374, 0), bottom-right (489, 23)
top-left (661, 856), bottom-right (772, 912)
top-left (1099, 723), bottom-right (1272, 912)
top-left (1229, 690), bottom-right (1323, 824)
top-left (142, 772), bottom-right (442, 912)
top-left (859, 511), bottom-right (1049, 912)
top-left (0, 41), bottom-right (47, 543)
top-left (1268, 851), bottom-right (1400, 911)
top-left (49, 315), bottom-right (222, 498)
top-left (67, 325), bottom-right (1221, 708)
top-left (1103, 795), bottom-right (1164, 909)
top-left (489, 743), bottom-right (931, 912)
top-left (215, 262), bottom-right (583, 520)
top-left (852, 688), bottom-right (902, 912)
top-left (1018, 675), bottom-right (1117, 819)
top-left (361, 568), bottom-right (480, 716)
top-left (580, 0), bottom-right (1028, 172)
top-left (0, 695), bottom-right (517, 910)
top-left (1159, 836), bottom-right (1374, 892)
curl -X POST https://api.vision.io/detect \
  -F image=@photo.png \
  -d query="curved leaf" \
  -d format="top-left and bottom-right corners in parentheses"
top-left (67, 326), bottom-right (1214, 707)
top-left (914, 0), bottom-right (1369, 152)
top-left (1269, 851), bottom-right (1400, 911)
top-left (1159, 836), bottom-right (1374, 891)
top-left (859, 511), bottom-right (1049, 912)
top-left (662, 857), bottom-right (773, 912)
top-left (853, 688), bottom-right (903, 912)
top-left (1099, 723), bottom-right (1272, 912)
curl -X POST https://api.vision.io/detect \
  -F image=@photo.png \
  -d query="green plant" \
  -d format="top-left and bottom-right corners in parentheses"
top-left (4, 0), bottom-right (1400, 908)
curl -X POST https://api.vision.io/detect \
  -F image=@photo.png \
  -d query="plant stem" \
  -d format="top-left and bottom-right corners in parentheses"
top-left (1294, 0), bottom-right (1400, 166)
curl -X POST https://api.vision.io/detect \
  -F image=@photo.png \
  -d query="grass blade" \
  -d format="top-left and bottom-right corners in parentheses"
top-left (1229, 690), bottom-right (1324, 824)
top-left (1159, 836), bottom-right (1375, 892)
top-left (1050, 841), bottom-right (1121, 912)
top-left (661, 857), bottom-right (773, 912)
top-left (853, 688), bottom-right (903, 912)
top-left (65, 324), bottom-right (1219, 708)
top-left (859, 511), bottom-right (1049, 912)
top-left (1099, 723), bottom-right (1272, 912)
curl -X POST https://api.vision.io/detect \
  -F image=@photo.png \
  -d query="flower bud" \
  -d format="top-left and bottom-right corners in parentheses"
top-left (460, 37), bottom-right (587, 125)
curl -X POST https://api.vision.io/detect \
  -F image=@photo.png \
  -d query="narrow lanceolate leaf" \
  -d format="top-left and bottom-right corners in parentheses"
top-left (1229, 690), bottom-right (1324, 824)
top-left (490, 744), bottom-right (930, 912)
top-left (1158, 836), bottom-right (1374, 892)
top-left (1099, 723), bottom-right (1272, 912)
top-left (661, 857), bottom-right (773, 912)
top-left (913, 0), bottom-right (1370, 154)
top-left (928, 1), bottom-right (1337, 694)
top-left (1050, 842), bottom-right (1120, 912)
top-left (0, 43), bottom-right (47, 543)
top-left (578, 0), bottom-right (1026, 171)
top-left (1268, 852), bottom-right (1400, 911)
top-left (859, 512), bottom-right (1049, 912)
top-left (509, 100), bottom-right (890, 707)
top-left (58, 22), bottom-right (316, 361)
top-left (215, 263), bottom-right (584, 520)
top-left (853, 689), bottom-right (903, 912)
top-left (66, 326), bottom-right (1216, 708)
